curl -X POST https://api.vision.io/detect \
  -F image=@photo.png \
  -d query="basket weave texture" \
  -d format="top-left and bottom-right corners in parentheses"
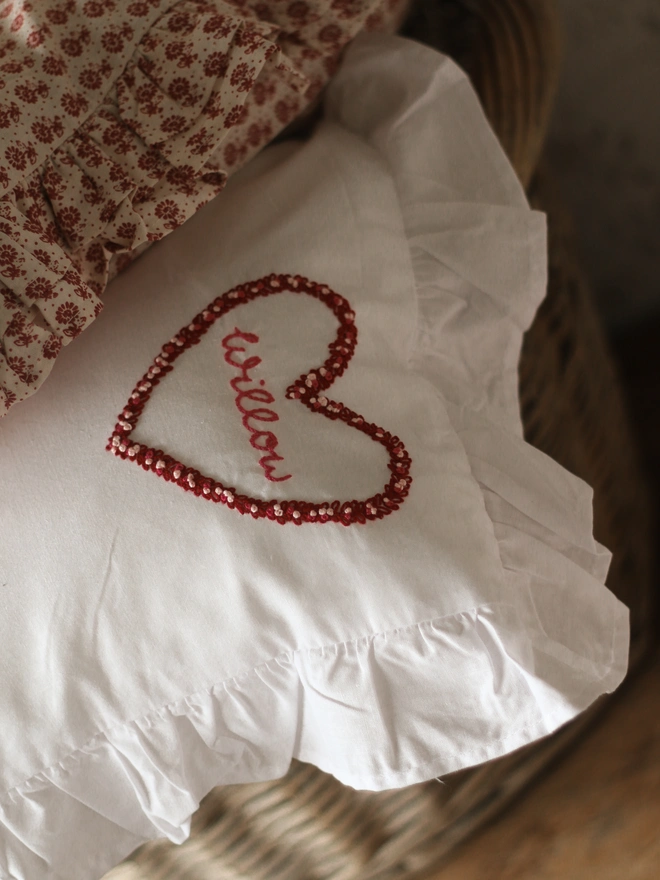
top-left (104, 2), bottom-right (654, 878)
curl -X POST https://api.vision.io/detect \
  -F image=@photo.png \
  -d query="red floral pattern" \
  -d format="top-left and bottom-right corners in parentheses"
top-left (0, 0), bottom-right (413, 416)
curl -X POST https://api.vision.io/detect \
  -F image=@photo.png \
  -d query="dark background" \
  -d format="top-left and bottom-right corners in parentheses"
top-left (546, 1), bottom-right (660, 579)
top-left (547, 0), bottom-right (660, 331)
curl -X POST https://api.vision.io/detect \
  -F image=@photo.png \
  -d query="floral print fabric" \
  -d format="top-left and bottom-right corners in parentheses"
top-left (0, 0), bottom-right (412, 415)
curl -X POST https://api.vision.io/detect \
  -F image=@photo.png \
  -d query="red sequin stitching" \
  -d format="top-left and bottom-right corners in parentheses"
top-left (107, 274), bottom-right (413, 526)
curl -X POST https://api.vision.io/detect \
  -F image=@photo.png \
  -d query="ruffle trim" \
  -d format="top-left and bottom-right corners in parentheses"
top-left (325, 35), bottom-right (549, 435)
top-left (1, 0), bottom-right (315, 415)
top-left (0, 199), bottom-right (102, 406)
top-left (0, 601), bottom-right (628, 880)
top-left (328, 37), bottom-right (629, 690)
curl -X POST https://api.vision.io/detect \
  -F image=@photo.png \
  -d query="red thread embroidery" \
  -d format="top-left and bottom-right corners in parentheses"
top-left (221, 327), bottom-right (291, 483)
top-left (107, 274), bottom-right (413, 526)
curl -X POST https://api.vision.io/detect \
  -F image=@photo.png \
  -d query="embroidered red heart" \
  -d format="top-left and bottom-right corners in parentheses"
top-left (107, 274), bottom-right (412, 526)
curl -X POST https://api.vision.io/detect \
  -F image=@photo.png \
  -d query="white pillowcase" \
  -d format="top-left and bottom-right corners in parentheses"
top-left (0, 34), bottom-right (628, 880)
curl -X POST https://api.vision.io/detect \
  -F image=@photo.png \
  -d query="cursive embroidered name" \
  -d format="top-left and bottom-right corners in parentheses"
top-left (221, 327), bottom-right (292, 483)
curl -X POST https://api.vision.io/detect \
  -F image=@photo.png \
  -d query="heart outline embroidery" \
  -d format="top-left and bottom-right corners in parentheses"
top-left (108, 274), bottom-right (412, 526)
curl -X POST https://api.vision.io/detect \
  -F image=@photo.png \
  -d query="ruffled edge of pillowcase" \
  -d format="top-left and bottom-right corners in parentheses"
top-left (329, 32), bottom-right (630, 698)
top-left (327, 32), bottom-right (631, 743)
top-left (0, 599), bottom-right (628, 880)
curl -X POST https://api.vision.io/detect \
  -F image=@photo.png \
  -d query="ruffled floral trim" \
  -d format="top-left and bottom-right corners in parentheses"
top-left (1, 0), bottom-right (412, 416)
top-left (0, 198), bottom-right (102, 406)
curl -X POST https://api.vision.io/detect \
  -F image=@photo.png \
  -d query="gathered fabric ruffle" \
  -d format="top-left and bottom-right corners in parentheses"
top-left (0, 598), bottom-right (627, 880)
top-left (0, 0), bottom-right (413, 416)
top-left (325, 31), bottom-right (628, 680)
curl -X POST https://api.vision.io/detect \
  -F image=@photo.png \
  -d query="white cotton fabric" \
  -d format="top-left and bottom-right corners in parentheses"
top-left (0, 35), bottom-right (628, 880)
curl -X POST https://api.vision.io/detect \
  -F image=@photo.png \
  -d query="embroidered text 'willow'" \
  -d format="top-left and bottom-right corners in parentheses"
top-left (221, 328), bottom-right (291, 483)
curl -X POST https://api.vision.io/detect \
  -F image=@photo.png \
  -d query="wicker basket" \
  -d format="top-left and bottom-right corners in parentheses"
top-left (104, 2), bottom-right (654, 878)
